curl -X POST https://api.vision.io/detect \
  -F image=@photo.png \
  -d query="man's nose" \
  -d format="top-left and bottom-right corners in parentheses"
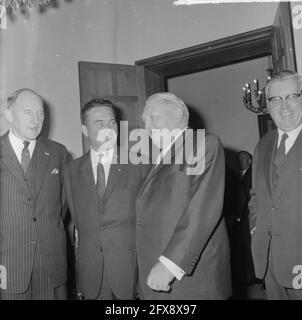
top-left (280, 98), bottom-right (290, 109)
top-left (31, 114), bottom-right (39, 124)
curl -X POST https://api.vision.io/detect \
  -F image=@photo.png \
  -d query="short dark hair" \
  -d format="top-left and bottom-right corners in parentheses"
top-left (236, 150), bottom-right (252, 162)
top-left (80, 98), bottom-right (117, 124)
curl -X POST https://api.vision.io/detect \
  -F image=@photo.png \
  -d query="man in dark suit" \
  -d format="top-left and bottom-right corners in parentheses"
top-left (249, 70), bottom-right (302, 299)
top-left (64, 99), bottom-right (147, 300)
top-left (0, 88), bottom-right (69, 300)
top-left (227, 151), bottom-right (256, 298)
top-left (136, 92), bottom-right (231, 300)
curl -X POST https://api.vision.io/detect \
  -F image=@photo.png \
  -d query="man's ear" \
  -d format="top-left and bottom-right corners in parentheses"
top-left (81, 124), bottom-right (88, 137)
top-left (175, 108), bottom-right (184, 125)
top-left (4, 108), bottom-right (13, 123)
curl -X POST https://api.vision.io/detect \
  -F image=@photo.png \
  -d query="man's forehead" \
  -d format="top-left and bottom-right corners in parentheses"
top-left (88, 105), bottom-right (115, 119)
top-left (268, 77), bottom-right (300, 93)
top-left (145, 101), bottom-right (173, 115)
top-left (15, 90), bottom-right (42, 106)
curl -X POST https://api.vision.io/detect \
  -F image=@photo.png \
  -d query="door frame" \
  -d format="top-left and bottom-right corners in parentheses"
top-left (135, 26), bottom-right (296, 96)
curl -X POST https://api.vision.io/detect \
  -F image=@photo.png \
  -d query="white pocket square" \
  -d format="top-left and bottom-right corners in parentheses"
top-left (51, 168), bottom-right (59, 175)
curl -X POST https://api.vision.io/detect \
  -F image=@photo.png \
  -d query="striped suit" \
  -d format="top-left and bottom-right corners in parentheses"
top-left (0, 132), bottom-right (68, 299)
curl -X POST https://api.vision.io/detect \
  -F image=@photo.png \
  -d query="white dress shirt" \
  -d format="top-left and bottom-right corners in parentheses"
top-left (155, 126), bottom-right (187, 281)
top-left (277, 122), bottom-right (302, 154)
top-left (8, 130), bottom-right (36, 162)
top-left (90, 147), bottom-right (114, 185)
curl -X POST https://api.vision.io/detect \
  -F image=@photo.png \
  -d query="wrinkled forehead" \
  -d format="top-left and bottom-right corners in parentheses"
top-left (267, 76), bottom-right (301, 96)
top-left (86, 105), bottom-right (116, 122)
top-left (144, 99), bottom-right (174, 117)
top-left (14, 90), bottom-right (44, 111)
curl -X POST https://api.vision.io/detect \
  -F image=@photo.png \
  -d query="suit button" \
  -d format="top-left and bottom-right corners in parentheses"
top-left (33, 217), bottom-right (37, 222)
top-left (99, 246), bottom-right (104, 252)
top-left (100, 226), bottom-right (105, 231)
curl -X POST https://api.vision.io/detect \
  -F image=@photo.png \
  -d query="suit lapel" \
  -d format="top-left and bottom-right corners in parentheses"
top-left (80, 151), bottom-right (100, 209)
top-left (0, 132), bottom-right (29, 191)
top-left (140, 129), bottom-right (188, 192)
top-left (264, 131), bottom-right (278, 200)
top-left (273, 129), bottom-right (302, 202)
top-left (32, 139), bottom-right (51, 196)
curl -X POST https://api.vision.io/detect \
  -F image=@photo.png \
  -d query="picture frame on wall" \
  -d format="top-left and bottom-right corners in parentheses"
top-left (257, 113), bottom-right (276, 138)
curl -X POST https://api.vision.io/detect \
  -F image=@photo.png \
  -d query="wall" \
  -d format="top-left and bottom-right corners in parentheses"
top-left (116, 0), bottom-right (279, 63)
top-left (0, 0), bottom-right (279, 157)
top-left (0, 0), bottom-right (119, 158)
top-left (168, 57), bottom-right (269, 162)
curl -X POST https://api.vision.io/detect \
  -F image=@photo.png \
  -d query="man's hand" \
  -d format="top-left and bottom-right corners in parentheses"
top-left (147, 261), bottom-right (175, 292)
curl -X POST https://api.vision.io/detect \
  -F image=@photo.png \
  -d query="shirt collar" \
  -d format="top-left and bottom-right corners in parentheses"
top-left (8, 129), bottom-right (36, 151)
top-left (90, 146), bottom-right (115, 166)
top-left (277, 122), bottom-right (302, 142)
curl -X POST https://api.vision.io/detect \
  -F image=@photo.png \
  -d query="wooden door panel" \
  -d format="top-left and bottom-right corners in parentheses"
top-left (78, 62), bottom-right (146, 153)
top-left (272, 2), bottom-right (297, 72)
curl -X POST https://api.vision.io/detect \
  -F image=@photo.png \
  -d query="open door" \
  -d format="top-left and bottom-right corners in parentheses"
top-left (271, 1), bottom-right (297, 71)
top-left (78, 61), bottom-right (147, 153)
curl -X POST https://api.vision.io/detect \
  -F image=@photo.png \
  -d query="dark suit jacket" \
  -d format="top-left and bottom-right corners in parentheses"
top-left (238, 167), bottom-right (252, 220)
top-left (0, 132), bottom-right (68, 294)
top-left (136, 130), bottom-right (232, 300)
top-left (250, 129), bottom-right (302, 287)
top-left (64, 148), bottom-right (148, 299)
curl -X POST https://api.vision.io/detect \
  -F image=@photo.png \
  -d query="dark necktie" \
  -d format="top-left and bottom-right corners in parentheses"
top-left (274, 133), bottom-right (289, 167)
top-left (21, 141), bottom-right (30, 174)
top-left (96, 154), bottom-right (106, 201)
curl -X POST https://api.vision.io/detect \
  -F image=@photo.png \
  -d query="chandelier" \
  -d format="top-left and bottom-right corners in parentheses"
top-left (0, 0), bottom-right (61, 14)
top-left (242, 69), bottom-right (273, 114)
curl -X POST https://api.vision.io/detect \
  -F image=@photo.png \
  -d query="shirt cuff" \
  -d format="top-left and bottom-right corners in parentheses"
top-left (159, 255), bottom-right (185, 281)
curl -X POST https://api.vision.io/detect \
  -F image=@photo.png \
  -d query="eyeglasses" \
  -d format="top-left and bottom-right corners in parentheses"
top-left (267, 92), bottom-right (302, 107)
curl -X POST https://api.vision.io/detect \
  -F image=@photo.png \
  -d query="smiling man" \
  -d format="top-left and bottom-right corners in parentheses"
top-left (0, 88), bottom-right (69, 300)
top-left (249, 70), bottom-right (302, 299)
top-left (64, 98), bottom-right (148, 300)
top-left (137, 92), bottom-right (231, 300)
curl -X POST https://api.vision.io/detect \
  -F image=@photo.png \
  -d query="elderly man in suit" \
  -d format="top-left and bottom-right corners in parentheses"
top-left (249, 70), bottom-right (302, 299)
top-left (136, 92), bottom-right (231, 300)
top-left (64, 99), bottom-right (147, 300)
top-left (0, 88), bottom-right (69, 300)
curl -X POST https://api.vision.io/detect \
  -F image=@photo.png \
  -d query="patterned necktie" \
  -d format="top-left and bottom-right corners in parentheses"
top-left (274, 133), bottom-right (289, 167)
top-left (96, 154), bottom-right (106, 201)
top-left (21, 141), bottom-right (30, 174)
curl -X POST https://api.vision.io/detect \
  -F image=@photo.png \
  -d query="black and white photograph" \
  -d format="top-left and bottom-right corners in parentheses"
top-left (1, 0), bottom-right (302, 309)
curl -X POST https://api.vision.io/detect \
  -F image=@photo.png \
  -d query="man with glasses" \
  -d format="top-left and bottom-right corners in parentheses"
top-left (249, 70), bottom-right (302, 299)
